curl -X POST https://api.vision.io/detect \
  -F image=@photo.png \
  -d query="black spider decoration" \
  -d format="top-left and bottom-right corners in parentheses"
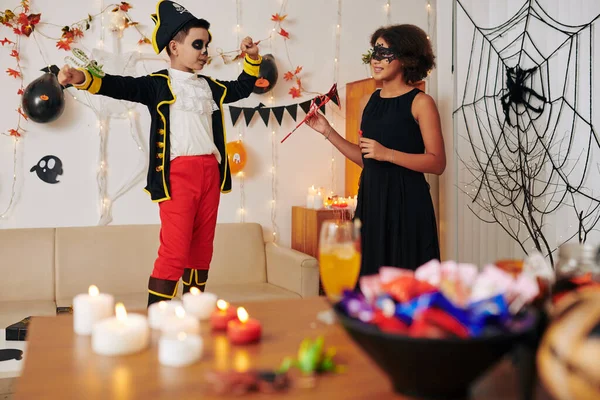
top-left (501, 66), bottom-right (547, 127)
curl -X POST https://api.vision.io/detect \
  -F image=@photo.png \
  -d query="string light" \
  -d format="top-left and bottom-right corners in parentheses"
top-left (235, 0), bottom-right (246, 223)
top-left (385, 0), bottom-right (391, 25)
top-left (330, 0), bottom-right (342, 195)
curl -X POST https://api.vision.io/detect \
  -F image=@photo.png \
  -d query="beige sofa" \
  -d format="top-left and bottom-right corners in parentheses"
top-left (0, 223), bottom-right (319, 329)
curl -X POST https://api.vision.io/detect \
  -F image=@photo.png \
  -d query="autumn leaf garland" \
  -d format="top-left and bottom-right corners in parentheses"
top-left (0, 1), bottom-right (150, 138)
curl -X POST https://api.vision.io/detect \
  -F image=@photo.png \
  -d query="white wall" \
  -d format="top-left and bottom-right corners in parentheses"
top-left (439, 0), bottom-right (600, 266)
top-left (0, 0), bottom-right (432, 247)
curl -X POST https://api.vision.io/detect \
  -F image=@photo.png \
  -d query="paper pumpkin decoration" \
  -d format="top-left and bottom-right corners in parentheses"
top-left (21, 73), bottom-right (65, 123)
top-left (537, 289), bottom-right (600, 400)
top-left (226, 141), bottom-right (247, 175)
top-left (253, 54), bottom-right (278, 94)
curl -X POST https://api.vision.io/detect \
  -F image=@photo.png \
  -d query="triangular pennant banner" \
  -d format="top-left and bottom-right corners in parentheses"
top-left (230, 106), bottom-right (243, 126)
top-left (326, 84), bottom-right (341, 108)
top-left (285, 105), bottom-right (298, 121)
top-left (243, 108), bottom-right (256, 126)
top-left (256, 102), bottom-right (266, 109)
top-left (299, 100), bottom-right (312, 114)
top-left (317, 96), bottom-right (327, 115)
top-left (331, 92), bottom-right (340, 106)
top-left (258, 108), bottom-right (271, 126)
top-left (272, 107), bottom-right (285, 125)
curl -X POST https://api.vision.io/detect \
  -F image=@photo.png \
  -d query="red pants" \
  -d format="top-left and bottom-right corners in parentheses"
top-left (152, 155), bottom-right (221, 281)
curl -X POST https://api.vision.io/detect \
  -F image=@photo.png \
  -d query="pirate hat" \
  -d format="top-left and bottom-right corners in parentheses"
top-left (151, 1), bottom-right (207, 54)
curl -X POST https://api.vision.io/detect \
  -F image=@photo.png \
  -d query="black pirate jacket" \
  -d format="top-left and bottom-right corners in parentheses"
top-left (74, 55), bottom-right (261, 202)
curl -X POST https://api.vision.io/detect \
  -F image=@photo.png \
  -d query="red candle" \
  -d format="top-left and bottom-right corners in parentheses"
top-left (227, 307), bottom-right (262, 345)
top-left (210, 300), bottom-right (238, 331)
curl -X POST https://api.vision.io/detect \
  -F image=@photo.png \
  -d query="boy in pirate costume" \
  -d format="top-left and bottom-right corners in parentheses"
top-left (58, 0), bottom-right (262, 306)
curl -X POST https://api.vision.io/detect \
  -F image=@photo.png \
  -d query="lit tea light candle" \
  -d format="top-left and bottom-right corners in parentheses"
top-left (182, 287), bottom-right (217, 320)
top-left (92, 303), bottom-right (150, 356)
top-left (158, 331), bottom-right (203, 367)
top-left (227, 307), bottom-right (262, 345)
top-left (73, 285), bottom-right (114, 335)
top-left (313, 190), bottom-right (324, 210)
top-left (210, 300), bottom-right (238, 331)
top-left (148, 300), bottom-right (183, 330)
top-left (306, 185), bottom-right (317, 209)
top-left (161, 306), bottom-right (200, 335)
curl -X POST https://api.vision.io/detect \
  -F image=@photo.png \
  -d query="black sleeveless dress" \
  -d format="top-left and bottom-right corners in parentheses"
top-left (355, 88), bottom-right (440, 277)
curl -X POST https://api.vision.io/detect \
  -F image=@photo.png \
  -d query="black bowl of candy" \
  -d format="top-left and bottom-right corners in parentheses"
top-left (333, 259), bottom-right (549, 400)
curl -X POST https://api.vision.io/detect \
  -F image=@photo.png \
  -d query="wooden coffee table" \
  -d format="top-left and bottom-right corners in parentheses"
top-left (13, 297), bottom-right (551, 399)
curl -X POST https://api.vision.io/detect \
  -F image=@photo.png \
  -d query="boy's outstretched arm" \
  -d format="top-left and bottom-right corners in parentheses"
top-left (58, 64), bottom-right (155, 106)
top-left (218, 37), bottom-right (262, 104)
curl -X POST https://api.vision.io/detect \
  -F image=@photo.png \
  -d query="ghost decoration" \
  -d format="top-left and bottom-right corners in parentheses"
top-left (30, 155), bottom-right (63, 184)
top-left (226, 141), bottom-right (247, 175)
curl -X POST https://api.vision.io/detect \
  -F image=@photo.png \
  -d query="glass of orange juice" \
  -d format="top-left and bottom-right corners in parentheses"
top-left (318, 219), bottom-right (361, 302)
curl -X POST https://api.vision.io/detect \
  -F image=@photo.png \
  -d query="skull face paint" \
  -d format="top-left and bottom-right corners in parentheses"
top-left (192, 39), bottom-right (208, 56)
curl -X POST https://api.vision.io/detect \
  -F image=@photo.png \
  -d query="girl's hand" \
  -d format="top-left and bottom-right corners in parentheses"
top-left (360, 138), bottom-right (391, 161)
top-left (306, 112), bottom-right (332, 136)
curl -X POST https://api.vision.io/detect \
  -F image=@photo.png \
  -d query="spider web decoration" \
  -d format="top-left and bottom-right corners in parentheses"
top-left (454, 0), bottom-right (600, 265)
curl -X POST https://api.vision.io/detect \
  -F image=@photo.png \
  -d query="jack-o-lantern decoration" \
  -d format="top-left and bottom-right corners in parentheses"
top-left (22, 72), bottom-right (65, 123)
top-left (253, 54), bottom-right (278, 94)
top-left (537, 288), bottom-right (600, 400)
top-left (226, 141), bottom-right (247, 175)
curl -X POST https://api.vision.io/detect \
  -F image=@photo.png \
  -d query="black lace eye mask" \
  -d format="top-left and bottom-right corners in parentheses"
top-left (371, 44), bottom-right (398, 63)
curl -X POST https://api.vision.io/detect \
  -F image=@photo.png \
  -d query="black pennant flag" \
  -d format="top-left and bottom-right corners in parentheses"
top-left (299, 100), bottom-right (312, 114)
top-left (229, 106), bottom-right (243, 126)
top-left (331, 93), bottom-right (340, 106)
top-left (258, 108), bottom-right (271, 126)
top-left (272, 106), bottom-right (285, 125)
top-left (317, 96), bottom-right (327, 115)
top-left (243, 108), bottom-right (256, 126)
top-left (285, 105), bottom-right (298, 121)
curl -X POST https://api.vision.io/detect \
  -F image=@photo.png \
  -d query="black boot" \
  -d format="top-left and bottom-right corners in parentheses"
top-left (182, 268), bottom-right (208, 294)
top-left (147, 276), bottom-right (179, 307)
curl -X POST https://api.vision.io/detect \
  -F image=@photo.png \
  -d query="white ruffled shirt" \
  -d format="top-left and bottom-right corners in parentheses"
top-left (168, 68), bottom-right (221, 162)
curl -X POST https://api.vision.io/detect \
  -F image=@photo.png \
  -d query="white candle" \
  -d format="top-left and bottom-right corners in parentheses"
top-left (159, 332), bottom-right (203, 367)
top-left (308, 185), bottom-right (317, 195)
top-left (182, 288), bottom-right (218, 320)
top-left (92, 303), bottom-right (150, 356)
top-left (73, 285), bottom-right (114, 335)
top-left (313, 192), bottom-right (324, 209)
top-left (161, 306), bottom-right (200, 335)
top-left (306, 194), bottom-right (315, 209)
top-left (148, 300), bottom-right (183, 330)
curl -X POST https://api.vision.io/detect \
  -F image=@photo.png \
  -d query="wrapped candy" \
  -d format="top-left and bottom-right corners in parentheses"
top-left (339, 291), bottom-right (374, 323)
top-left (396, 292), bottom-right (470, 327)
top-left (373, 310), bottom-right (408, 334)
top-left (409, 308), bottom-right (470, 339)
top-left (469, 264), bottom-right (515, 303)
top-left (415, 260), bottom-right (478, 306)
top-left (379, 266), bottom-right (413, 284)
top-left (468, 295), bottom-right (510, 336)
top-left (205, 370), bottom-right (290, 395)
top-left (359, 274), bottom-right (383, 302)
top-left (382, 275), bottom-right (437, 303)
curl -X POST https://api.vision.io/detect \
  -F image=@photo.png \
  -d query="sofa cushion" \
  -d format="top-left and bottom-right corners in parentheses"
top-left (207, 283), bottom-right (300, 303)
top-left (0, 228), bottom-right (55, 302)
top-left (55, 225), bottom-right (161, 305)
top-left (208, 223), bottom-right (267, 285)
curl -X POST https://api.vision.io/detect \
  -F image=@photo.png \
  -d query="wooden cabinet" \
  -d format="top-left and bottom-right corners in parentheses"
top-left (291, 206), bottom-right (352, 258)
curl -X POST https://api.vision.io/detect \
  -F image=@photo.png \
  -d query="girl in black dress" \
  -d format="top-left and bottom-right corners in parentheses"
top-left (307, 24), bottom-right (446, 277)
